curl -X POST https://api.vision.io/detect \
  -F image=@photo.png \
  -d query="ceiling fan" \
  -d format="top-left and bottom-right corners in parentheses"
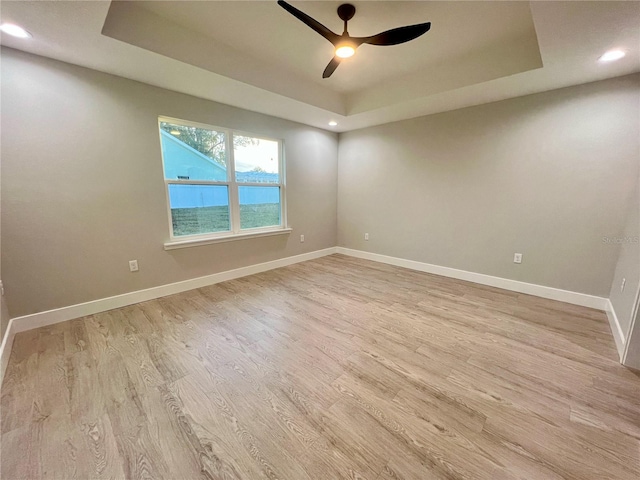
top-left (277, 1), bottom-right (431, 78)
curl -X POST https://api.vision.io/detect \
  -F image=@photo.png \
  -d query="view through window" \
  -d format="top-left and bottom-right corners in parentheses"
top-left (159, 118), bottom-right (285, 239)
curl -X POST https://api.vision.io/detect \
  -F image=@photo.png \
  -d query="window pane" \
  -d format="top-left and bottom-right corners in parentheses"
top-left (168, 184), bottom-right (230, 236)
top-left (160, 122), bottom-right (227, 181)
top-left (233, 135), bottom-right (279, 183)
top-left (239, 186), bottom-right (281, 229)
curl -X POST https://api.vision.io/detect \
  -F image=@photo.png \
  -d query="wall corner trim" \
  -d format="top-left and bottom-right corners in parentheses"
top-left (0, 319), bottom-right (16, 387)
top-left (605, 300), bottom-right (627, 362)
top-left (336, 247), bottom-right (609, 311)
top-left (0, 247), bottom-right (338, 383)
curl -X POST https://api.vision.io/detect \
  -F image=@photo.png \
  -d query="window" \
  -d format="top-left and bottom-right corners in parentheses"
top-left (158, 117), bottom-right (288, 247)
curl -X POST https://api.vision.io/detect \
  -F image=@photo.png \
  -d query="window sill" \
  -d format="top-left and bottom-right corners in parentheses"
top-left (164, 227), bottom-right (292, 250)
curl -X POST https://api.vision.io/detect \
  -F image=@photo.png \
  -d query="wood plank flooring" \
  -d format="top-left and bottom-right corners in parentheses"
top-left (1, 254), bottom-right (639, 479)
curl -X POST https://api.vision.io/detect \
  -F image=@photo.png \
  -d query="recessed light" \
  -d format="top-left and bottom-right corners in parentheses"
top-left (599, 50), bottom-right (625, 62)
top-left (0, 23), bottom-right (32, 38)
top-left (170, 130), bottom-right (181, 135)
top-left (328, 121), bottom-right (338, 126)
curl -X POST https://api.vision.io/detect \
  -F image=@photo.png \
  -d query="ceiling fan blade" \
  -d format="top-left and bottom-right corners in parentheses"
top-left (277, 1), bottom-right (340, 45)
top-left (322, 56), bottom-right (342, 78)
top-left (356, 22), bottom-right (431, 46)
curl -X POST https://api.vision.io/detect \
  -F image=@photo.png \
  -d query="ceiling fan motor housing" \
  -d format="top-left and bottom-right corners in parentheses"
top-left (337, 4), bottom-right (356, 22)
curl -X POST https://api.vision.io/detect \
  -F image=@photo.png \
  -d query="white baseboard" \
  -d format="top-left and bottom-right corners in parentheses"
top-left (336, 247), bottom-right (609, 311)
top-left (0, 245), bottom-right (614, 383)
top-left (605, 300), bottom-right (626, 361)
top-left (0, 247), bottom-right (337, 383)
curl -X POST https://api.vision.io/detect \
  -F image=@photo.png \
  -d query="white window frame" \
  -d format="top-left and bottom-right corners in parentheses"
top-left (158, 116), bottom-right (290, 250)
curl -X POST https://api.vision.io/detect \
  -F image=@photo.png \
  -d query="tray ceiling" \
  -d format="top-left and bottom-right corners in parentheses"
top-left (1, 1), bottom-right (638, 131)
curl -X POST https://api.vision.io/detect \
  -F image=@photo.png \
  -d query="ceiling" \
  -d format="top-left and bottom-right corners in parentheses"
top-left (1, 1), bottom-right (639, 132)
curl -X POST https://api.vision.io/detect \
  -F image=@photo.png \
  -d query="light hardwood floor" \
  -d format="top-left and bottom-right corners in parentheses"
top-left (1, 254), bottom-right (639, 479)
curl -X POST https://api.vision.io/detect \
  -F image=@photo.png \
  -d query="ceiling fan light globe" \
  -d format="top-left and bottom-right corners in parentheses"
top-left (335, 45), bottom-right (355, 58)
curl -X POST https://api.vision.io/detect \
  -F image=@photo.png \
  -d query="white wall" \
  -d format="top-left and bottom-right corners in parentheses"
top-left (0, 48), bottom-right (338, 318)
top-left (338, 74), bottom-right (640, 297)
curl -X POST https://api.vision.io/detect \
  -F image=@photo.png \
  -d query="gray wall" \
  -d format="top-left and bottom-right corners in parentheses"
top-left (338, 74), bottom-right (640, 297)
top-left (3, 47), bottom-right (639, 324)
top-left (0, 92), bottom-right (7, 336)
top-left (610, 168), bottom-right (640, 370)
top-left (1, 48), bottom-right (338, 317)
top-left (608, 183), bottom-right (640, 338)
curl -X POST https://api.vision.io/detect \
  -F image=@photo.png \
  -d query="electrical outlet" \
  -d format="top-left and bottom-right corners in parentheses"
top-left (300, 234), bottom-right (305, 243)
top-left (129, 260), bottom-right (139, 272)
top-left (621, 278), bottom-right (626, 292)
top-left (513, 253), bottom-right (522, 264)
top-left (365, 233), bottom-right (369, 241)
top-left (0, 281), bottom-right (4, 296)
